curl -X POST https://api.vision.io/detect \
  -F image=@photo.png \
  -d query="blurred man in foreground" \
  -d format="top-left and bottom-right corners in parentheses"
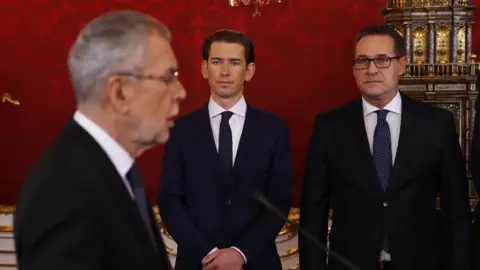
top-left (14, 10), bottom-right (185, 270)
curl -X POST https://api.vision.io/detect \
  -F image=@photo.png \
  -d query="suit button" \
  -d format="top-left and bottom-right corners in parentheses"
top-left (383, 202), bottom-right (388, 207)
top-left (226, 199), bottom-right (231, 205)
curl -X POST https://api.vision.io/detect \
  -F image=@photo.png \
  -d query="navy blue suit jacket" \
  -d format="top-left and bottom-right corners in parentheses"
top-left (158, 104), bottom-right (293, 270)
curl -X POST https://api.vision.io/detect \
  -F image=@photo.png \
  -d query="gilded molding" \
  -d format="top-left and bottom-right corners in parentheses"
top-left (279, 246), bottom-right (299, 258)
top-left (0, 264), bottom-right (17, 267)
top-left (165, 246), bottom-right (177, 256)
top-left (0, 226), bottom-right (13, 233)
top-left (0, 205), bottom-right (15, 214)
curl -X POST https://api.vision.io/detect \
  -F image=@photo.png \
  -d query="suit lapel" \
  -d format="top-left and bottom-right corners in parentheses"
top-left (231, 105), bottom-right (258, 189)
top-left (347, 98), bottom-right (383, 196)
top-left (196, 105), bottom-right (228, 191)
top-left (99, 156), bottom-right (160, 255)
top-left (386, 94), bottom-right (416, 193)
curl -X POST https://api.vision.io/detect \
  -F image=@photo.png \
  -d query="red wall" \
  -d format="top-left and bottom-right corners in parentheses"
top-left (1, 0), bottom-right (480, 206)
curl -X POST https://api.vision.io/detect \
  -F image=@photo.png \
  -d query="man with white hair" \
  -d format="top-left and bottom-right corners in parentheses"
top-left (13, 10), bottom-right (185, 270)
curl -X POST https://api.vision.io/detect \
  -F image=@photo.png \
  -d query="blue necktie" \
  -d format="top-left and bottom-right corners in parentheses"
top-left (373, 109), bottom-right (392, 254)
top-left (127, 164), bottom-right (152, 232)
top-left (219, 111), bottom-right (234, 180)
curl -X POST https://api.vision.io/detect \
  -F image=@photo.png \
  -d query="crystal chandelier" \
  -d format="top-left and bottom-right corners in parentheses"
top-left (228, 0), bottom-right (284, 17)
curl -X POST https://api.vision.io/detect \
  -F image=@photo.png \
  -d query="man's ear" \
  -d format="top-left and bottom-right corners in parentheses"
top-left (201, 60), bottom-right (208, 79)
top-left (245, 62), bottom-right (256, 82)
top-left (399, 56), bottom-right (407, 77)
top-left (105, 75), bottom-right (133, 114)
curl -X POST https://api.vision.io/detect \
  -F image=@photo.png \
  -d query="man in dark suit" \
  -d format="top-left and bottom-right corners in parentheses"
top-left (299, 24), bottom-right (471, 270)
top-left (13, 10), bottom-right (186, 270)
top-left (470, 72), bottom-right (480, 270)
top-left (158, 29), bottom-right (293, 270)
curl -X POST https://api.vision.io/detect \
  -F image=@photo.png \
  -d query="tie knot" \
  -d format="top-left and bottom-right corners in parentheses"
top-left (221, 111), bottom-right (234, 121)
top-left (375, 109), bottom-right (389, 121)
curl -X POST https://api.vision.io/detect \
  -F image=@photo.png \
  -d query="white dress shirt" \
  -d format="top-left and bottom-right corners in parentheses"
top-left (362, 91), bottom-right (402, 261)
top-left (73, 111), bottom-right (135, 199)
top-left (204, 96), bottom-right (248, 264)
top-left (208, 95), bottom-right (247, 164)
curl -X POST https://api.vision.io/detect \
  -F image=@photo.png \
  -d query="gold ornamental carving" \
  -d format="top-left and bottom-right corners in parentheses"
top-left (228, 0), bottom-right (285, 17)
top-left (1, 93), bottom-right (20, 105)
top-left (436, 23), bottom-right (451, 64)
top-left (0, 205), bottom-right (15, 233)
top-left (412, 26), bottom-right (428, 64)
top-left (0, 205), bottom-right (15, 214)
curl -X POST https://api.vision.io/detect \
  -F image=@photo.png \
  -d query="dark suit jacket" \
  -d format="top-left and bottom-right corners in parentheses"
top-left (299, 94), bottom-right (471, 270)
top-left (158, 104), bottom-right (293, 270)
top-left (470, 91), bottom-right (480, 270)
top-left (14, 120), bottom-right (172, 270)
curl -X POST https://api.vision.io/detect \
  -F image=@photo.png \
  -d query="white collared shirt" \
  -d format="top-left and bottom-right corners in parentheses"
top-left (362, 91), bottom-right (402, 261)
top-left (362, 91), bottom-right (402, 164)
top-left (208, 96), bottom-right (247, 164)
top-left (73, 111), bottom-right (135, 198)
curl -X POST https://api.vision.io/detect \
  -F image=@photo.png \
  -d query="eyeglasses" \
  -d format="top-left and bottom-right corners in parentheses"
top-left (352, 56), bottom-right (402, 70)
top-left (116, 71), bottom-right (179, 85)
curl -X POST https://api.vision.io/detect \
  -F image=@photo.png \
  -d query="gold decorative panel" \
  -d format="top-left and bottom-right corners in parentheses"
top-left (436, 24), bottom-right (451, 64)
top-left (413, 26), bottom-right (428, 64)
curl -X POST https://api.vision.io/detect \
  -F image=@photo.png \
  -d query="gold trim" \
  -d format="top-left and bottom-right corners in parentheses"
top-left (0, 264), bottom-right (17, 267)
top-left (165, 246), bottom-right (177, 256)
top-left (0, 205), bottom-right (15, 214)
top-left (279, 246), bottom-right (299, 258)
top-left (1, 93), bottom-right (20, 106)
top-left (0, 226), bottom-right (13, 233)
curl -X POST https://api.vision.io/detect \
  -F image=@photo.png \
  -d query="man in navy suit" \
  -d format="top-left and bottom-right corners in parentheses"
top-left (158, 29), bottom-right (294, 270)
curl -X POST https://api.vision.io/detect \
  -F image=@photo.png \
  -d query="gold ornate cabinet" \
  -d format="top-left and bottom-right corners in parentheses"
top-left (383, 0), bottom-right (479, 210)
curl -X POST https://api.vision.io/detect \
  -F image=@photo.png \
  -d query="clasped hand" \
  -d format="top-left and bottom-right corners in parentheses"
top-left (201, 248), bottom-right (244, 270)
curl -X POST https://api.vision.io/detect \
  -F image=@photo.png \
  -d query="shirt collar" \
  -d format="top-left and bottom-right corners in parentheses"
top-left (208, 96), bottom-right (247, 118)
top-left (362, 91), bottom-right (402, 117)
top-left (73, 111), bottom-right (134, 178)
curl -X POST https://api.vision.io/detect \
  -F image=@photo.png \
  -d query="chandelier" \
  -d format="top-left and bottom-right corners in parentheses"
top-left (228, 0), bottom-right (284, 17)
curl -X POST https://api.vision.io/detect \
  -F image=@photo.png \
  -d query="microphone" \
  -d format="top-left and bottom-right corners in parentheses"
top-left (250, 189), bottom-right (362, 270)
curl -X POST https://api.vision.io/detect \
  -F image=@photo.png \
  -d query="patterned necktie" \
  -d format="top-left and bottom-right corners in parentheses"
top-left (219, 111), bottom-right (234, 179)
top-left (373, 109), bottom-right (392, 192)
top-left (127, 164), bottom-right (152, 232)
top-left (373, 109), bottom-right (392, 254)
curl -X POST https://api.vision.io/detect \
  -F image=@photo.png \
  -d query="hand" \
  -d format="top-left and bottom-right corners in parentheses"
top-left (202, 248), bottom-right (244, 270)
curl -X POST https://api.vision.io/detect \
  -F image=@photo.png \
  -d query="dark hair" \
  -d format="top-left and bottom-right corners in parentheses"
top-left (202, 29), bottom-right (255, 64)
top-left (355, 24), bottom-right (406, 57)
